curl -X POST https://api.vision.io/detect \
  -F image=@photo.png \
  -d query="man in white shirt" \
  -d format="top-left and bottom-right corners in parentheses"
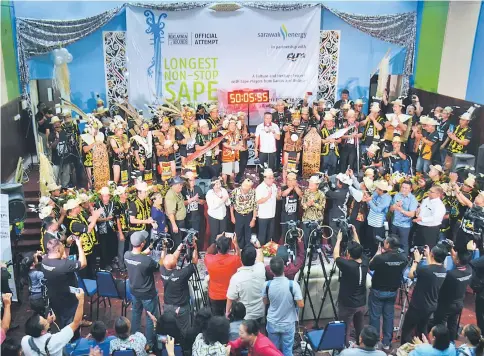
top-left (255, 169), bottom-right (280, 245)
top-left (22, 289), bottom-right (85, 356)
top-left (414, 185), bottom-right (446, 248)
top-left (255, 112), bottom-right (281, 172)
top-left (226, 241), bottom-right (265, 321)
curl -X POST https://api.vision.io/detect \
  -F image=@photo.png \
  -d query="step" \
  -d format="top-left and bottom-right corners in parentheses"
top-left (25, 196), bottom-right (39, 204)
top-left (22, 227), bottom-right (40, 236)
top-left (24, 217), bottom-right (41, 229)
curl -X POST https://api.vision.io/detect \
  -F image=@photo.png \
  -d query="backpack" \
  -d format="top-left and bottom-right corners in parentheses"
top-left (265, 279), bottom-right (297, 308)
top-left (28, 336), bottom-right (52, 356)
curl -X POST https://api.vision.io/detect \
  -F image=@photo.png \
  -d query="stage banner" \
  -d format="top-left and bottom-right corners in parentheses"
top-left (0, 194), bottom-right (18, 301)
top-left (126, 5), bottom-right (321, 121)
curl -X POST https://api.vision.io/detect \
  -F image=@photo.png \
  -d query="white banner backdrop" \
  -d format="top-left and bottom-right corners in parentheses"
top-left (126, 5), bottom-right (321, 122)
top-left (0, 194), bottom-right (18, 301)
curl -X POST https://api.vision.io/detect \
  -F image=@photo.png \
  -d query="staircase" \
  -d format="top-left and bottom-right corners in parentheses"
top-left (16, 167), bottom-right (41, 253)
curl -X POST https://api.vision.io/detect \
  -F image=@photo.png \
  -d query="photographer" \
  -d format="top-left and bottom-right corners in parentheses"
top-left (400, 245), bottom-right (447, 345)
top-left (226, 242), bottom-right (265, 322)
top-left (453, 187), bottom-right (484, 254)
top-left (265, 235), bottom-right (304, 281)
top-left (40, 217), bottom-right (68, 253)
top-left (205, 233), bottom-right (242, 316)
top-left (471, 252), bottom-right (484, 331)
top-left (368, 235), bottom-right (407, 350)
top-left (433, 243), bottom-right (473, 341)
top-left (48, 116), bottom-right (71, 187)
top-left (21, 289), bottom-right (85, 356)
top-left (333, 227), bottom-right (369, 346)
top-left (325, 173), bottom-right (351, 246)
top-left (41, 238), bottom-right (88, 332)
top-left (124, 231), bottom-right (160, 348)
top-left (159, 237), bottom-right (199, 331)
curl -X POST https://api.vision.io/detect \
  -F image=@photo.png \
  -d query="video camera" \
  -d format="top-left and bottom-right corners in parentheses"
top-left (303, 220), bottom-right (325, 246)
top-left (150, 231), bottom-right (173, 251)
top-left (178, 228), bottom-right (198, 267)
top-left (280, 220), bottom-right (302, 245)
top-left (334, 215), bottom-right (353, 243)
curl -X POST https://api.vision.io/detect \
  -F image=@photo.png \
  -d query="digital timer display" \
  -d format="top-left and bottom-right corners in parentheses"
top-left (227, 90), bottom-right (270, 105)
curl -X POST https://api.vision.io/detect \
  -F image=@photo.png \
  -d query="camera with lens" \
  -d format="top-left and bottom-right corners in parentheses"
top-left (177, 228), bottom-right (198, 267)
top-left (304, 220), bottom-right (325, 246)
top-left (410, 245), bottom-right (426, 255)
top-left (281, 220), bottom-right (301, 245)
top-left (438, 238), bottom-right (454, 253)
top-left (334, 215), bottom-right (353, 243)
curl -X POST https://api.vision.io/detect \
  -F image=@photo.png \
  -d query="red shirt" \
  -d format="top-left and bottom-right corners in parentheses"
top-left (204, 253), bottom-right (242, 300)
top-left (229, 333), bottom-right (283, 356)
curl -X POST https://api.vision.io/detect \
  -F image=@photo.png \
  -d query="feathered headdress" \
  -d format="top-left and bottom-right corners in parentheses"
top-left (60, 98), bottom-right (89, 119)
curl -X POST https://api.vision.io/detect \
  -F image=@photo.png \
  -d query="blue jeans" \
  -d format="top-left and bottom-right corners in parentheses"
top-left (131, 294), bottom-right (160, 347)
top-left (393, 159), bottom-right (410, 174)
top-left (267, 322), bottom-right (295, 356)
top-left (391, 224), bottom-right (411, 256)
top-left (416, 157), bottom-right (430, 173)
top-left (368, 289), bottom-right (397, 347)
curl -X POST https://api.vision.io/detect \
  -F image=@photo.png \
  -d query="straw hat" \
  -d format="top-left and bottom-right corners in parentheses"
top-left (354, 99), bottom-right (365, 106)
top-left (317, 98), bottom-right (326, 105)
top-left (364, 177), bottom-right (376, 192)
top-left (370, 102), bottom-right (381, 113)
top-left (374, 180), bottom-right (392, 192)
top-left (263, 168), bottom-right (274, 177)
top-left (364, 168), bottom-right (375, 177)
top-left (323, 113), bottom-right (334, 121)
top-left (135, 181), bottom-right (150, 191)
top-left (308, 176), bottom-right (321, 185)
top-left (99, 187), bottom-right (111, 196)
top-left (47, 182), bottom-right (61, 192)
top-left (114, 186), bottom-right (127, 196)
top-left (367, 144), bottom-right (380, 154)
top-left (391, 99), bottom-right (405, 107)
top-left (208, 105), bottom-right (218, 113)
top-left (460, 113), bottom-right (471, 121)
top-left (342, 103), bottom-right (351, 110)
top-left (443, 106), bottom-right (453, 114)
top-left (63, 198), bottom-right (81, 211)
top-left (336, 173), bottom-right (352, 185)
top-left (420, 116), bottom-right (439, 126)
top-left (464, 173), bottom-right (476, 188)
top-left (50, 116), bottom-right (61, 124)
top-left (429, 164), bottom-right (444, 174)
top-left (301, 107), bottom-right (309, 115)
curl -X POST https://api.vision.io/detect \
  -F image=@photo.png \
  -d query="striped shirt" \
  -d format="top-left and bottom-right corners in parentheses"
top-left (367, 192), bottom-right (391, 228)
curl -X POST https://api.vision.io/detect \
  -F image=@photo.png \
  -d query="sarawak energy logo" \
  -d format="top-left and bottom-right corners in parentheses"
top-left (258, 24), bottom-right (307, 40)
top-left (280, 24), bottom-right (288, 40)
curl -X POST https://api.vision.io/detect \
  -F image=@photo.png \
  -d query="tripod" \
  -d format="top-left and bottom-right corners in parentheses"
top-left (395, 277), bottom-right (413, 340)
top-left (299, 230), bottom-right (338, 328)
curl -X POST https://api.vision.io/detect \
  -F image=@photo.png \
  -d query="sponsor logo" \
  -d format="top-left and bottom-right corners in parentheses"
top-left (168, 33), bottom-right (189, 45)
top-left (287, 52), bottom-right (305, 61)
top-left (258, 24), bottom-right (307, 40)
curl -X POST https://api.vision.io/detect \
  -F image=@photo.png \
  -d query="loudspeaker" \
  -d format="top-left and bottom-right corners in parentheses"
top-left (451, 153), bottom-right (475, 172)
top-left (0, 183), bottom-right (26, 223)
top-left (476, 145), bottom-right (484, 175)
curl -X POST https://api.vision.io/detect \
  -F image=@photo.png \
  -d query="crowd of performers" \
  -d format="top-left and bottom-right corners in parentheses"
top-left (35, 91), bottom-right (484, 277)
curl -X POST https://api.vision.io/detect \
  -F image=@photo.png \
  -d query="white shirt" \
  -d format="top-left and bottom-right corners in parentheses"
top-left (417, 197), bottom-right (446, 227)
top-left (21, 325), bottom-right (74, 356)
top-left (255, 123), bottom-right (280, 153)
top-left (255, 182), bottom-right (278, 219)
top-left (227, 261), bottom-right (266, 320)
top-left (206, 188), bottom-right (230, 220)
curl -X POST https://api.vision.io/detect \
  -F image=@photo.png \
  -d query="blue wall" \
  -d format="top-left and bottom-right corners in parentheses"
top-left (18, 1), bottom-right (416, 113)
top-left (321, 8), bottom-right (407, 111)
top-left (466, 4), bottom-right (484, 104)
top-left (27, 9), bottom-right (126, 113)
